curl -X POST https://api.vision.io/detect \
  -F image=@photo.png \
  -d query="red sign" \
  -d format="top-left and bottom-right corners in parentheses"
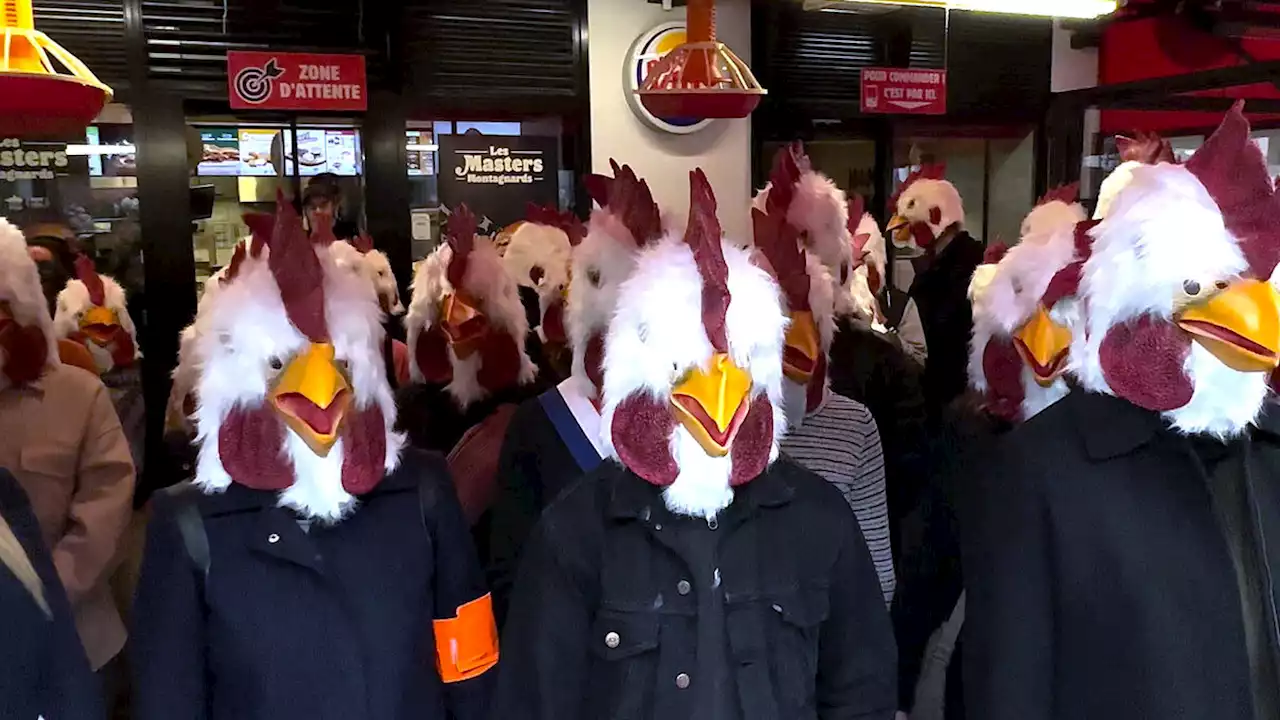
top-left (860, 68), bottom-right (947, 115)
top-left (227, 51), bottom-right (367, 112)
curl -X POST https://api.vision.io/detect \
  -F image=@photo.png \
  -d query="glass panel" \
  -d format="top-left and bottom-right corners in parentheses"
top-left (896, 137), bottom-right (988, 241)
top-left (986, 131), bottom-right (1036, 245)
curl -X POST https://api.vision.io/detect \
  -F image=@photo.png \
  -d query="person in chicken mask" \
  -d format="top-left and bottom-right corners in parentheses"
top-left (131, 196), bottom-right (496, 720)
top-left (493, 169), bottom-right (896, 720)
top-left (964, 102), bottom-right (1280, 720)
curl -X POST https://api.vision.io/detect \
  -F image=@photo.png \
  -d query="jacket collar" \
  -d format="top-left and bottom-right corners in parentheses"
top-left (1069, 391), bottom-right (1167, 461)
top-left (201, 451), bottom-right (416, 517)
top-left (607, 460), bottom-right (796, 521)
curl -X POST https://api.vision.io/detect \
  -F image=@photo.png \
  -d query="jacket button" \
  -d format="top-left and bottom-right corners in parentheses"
top-left (605, 631), bottom-right (620, 649)
top-left (267, 533), bottom-right (281, 544)
top-left (677, 580), bottom-right (691, 596)
top-left (675, 672), bottom-right (691, 689)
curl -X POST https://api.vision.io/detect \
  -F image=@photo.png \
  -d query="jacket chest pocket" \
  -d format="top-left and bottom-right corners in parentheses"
top-left (727, 588), bottom-right (829, 718)
top-left (588, 610), bottom-right (660, 719)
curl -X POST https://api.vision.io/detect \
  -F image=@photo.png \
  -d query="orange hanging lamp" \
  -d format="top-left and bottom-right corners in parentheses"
top-left (636, 0), bottom-right (765, 121)
top-left (0, 0), bottom-right (112, 138)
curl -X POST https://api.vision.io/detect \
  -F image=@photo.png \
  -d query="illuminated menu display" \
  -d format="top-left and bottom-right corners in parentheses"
top-left (196, 126), bottom-right (362, 177)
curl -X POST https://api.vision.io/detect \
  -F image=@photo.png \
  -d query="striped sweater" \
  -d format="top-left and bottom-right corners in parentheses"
top-left (781, 391), bottom-right (895, 603)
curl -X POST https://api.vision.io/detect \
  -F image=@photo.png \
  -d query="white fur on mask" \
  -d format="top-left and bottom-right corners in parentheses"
top-left (53, 272), bottom-right (141, 371)
top-left (191, 242), bottom-right (404, 522)
top-left (600, 234), bottom-right (789, 520)
top-left (894, 178), bottom-right (965, 245)
top-left (330, 241), bottom-right (404, 317)
top-left (566, 210), bottom-right (647, 393)
top-left (503, 222), bottom-right (573, 320)
top-left (0, 220), bottom-right (59, 386)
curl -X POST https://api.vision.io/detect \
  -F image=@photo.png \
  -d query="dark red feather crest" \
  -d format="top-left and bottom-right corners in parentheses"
top-left (310, 222), bottom-right (337, 247)
top-left (608, 164), bottom-right (662, 246)
top-left (224, 242), bottom-right (248, 283)
top-left (1040, 220), bottom-right (1098, 309)
top-left (766, 144), bottom-right (803, 215)
top-left (1185, 101), bottom-right (1280, 279)
top-left (685, 169), bottom-right (731, 353)
top-left (74, 254), bottom-right (105, 306)
top-left (585, 173), bottom-right (612, 209)
top-left (1036, 182), bottom-right (1080, 207)
top-left (243, 212), bottom-right (272, 258)
top-left (446, 205), bottom-right (478, 288)
top-left (266, 191), bottom-right (329, 342)
top-left (526, 203), bottom-right (587, 247)
top-left (983, 241), bottom-right (1009, 265)
top-left (889, 163), bottom-right (947, 212)
top-left (847, 193), bottom-right (866, 235)
top-left (1116, 131), bottom-right (1175, 165)
top-left (752, 204), bottom-right (810, 312)
top-left (351, 232), bottom-right (375, 254)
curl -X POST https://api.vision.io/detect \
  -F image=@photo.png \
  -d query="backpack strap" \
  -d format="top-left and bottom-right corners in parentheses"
top-left (158, 482), bottom-right (210, 581)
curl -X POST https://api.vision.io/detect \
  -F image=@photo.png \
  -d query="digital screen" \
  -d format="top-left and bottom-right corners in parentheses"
top-left (197, 128), bottom-right (240, 176)
top-left (238, 128), bottom-right (281, 176)
top-left (85, 127), bottom-right (102, 177)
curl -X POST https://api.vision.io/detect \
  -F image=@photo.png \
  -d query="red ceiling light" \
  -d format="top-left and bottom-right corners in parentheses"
top-left (0, 0), bottom-right (113, 139)
top-left (636, 0), bottom-right (766, 121)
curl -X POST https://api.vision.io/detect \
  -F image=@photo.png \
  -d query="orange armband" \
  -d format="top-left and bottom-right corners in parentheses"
top-left (433, 593), bottom-right (500, 683)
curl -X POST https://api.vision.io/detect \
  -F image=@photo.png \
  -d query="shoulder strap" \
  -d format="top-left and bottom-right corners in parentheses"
top-left (538, 387), bottom-right (603, 474)
top-left (158, 482), bottom-right (210, 580)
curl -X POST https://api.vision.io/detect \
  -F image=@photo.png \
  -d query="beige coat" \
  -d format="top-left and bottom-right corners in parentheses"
top-left (0, 363), bottom-right (136, 670)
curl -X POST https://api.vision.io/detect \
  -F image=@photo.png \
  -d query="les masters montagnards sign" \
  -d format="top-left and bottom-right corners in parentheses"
top-left (438, 135), bottom-right (559, 228)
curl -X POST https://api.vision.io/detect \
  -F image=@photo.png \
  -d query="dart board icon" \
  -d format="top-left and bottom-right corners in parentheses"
top-left (234, 59), bottom-right (285, 105)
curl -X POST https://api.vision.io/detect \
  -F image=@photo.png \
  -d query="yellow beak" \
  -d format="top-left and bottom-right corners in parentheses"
top-left (439, 292), bottom-right (486, 359)
top-left (887, 214), bottom-right (912, 246)
top-left (671, 353), bottom-right (753, 458)
top-left (79, 306), bottom-right (121, 346)
top-left (269, 342), bottom-right (352, 456)
top-left (1013, 305), bottom-right (1073, 387)
top-left (1176, 279), bottom-right (1280, 373)
top-left (782, 311), bottom-right (821, 384)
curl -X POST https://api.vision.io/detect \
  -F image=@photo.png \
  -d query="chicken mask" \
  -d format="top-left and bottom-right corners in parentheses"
top-left (970, 186), bottom-right (1089, 423)
top-left (53, 255), bottom-right (139, 374)
top-left (503, 203), bottom-right (582, 349)
top-left (1094, 132), bottom-right (1176, 221)
top-left (569, 161), bottom-right (664, 401)
top-left (0, 219), bottom-right (58, 388)
top-left (887, 164), bottom-right (965, 255)
top-left (191, 196), bottom-right (403, 522)
top-left (602, 169), bottom-right (789, 521)
top-left (406, 205), bottom-right (536, 409)
top-left (330, 233), bottom-right (405, 317)
top-left (848, 195), bottom-right (888, 323)
top-left (1073, 102), bottom-right (1280, 438)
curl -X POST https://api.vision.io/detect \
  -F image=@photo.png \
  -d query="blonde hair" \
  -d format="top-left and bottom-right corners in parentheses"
top-left (0, 514), bottom-right (49, 617)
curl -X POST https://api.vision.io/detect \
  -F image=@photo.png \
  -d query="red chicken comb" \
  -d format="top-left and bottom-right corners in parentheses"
top-left (526, 202), bottom-right (587, 247)
top-left (983, 241), bottom-right (1010, 265)
top-left (1040, 220), bottom-right (1099, 309)
top-left (765, 144), bottom-right (803, 216)
top-left (1116, 131), bottom-right (1175, 165)
top-left (752, 201), bottom-right (810, 313)
top-left (243, 212), bottom-right (273, 258)
top-left (686, 169), bottom-right (730, 353)
top-left (351, 232), bottom-right (375, 254)
top-left (266, 190), bottom-right (329, 343)
top-left (445, 204), bottom-right (478, 289)
top-left (1037, 182), bottom-right (1080, 207)
top-left (1186, 101), bottom-right (1280, 280)
top-left (609, 163), bottom-right (662, 246)
top-left (789, 140), bottom-right (813, 173)
top-left (74, 254), bottom-right (105, 306)
top-left (223, 241), bottom-right (248, 283)
top-left (889, 163), bottom-right (947, 212)
top-left (846, 193), bottom-right (866, 235)
top-left (585, 173), bottom-right (612, 209)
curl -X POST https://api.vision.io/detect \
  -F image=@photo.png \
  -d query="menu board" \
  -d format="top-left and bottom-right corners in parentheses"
top-left (198, 128), bottom-right (240, 176)
top-left (85, 127), bottom-right (102, 177)
top-left (407, 130), bottom-right (434, 177)
top-left (325, 130), bottom-right (360, 176)
top-left (292, 129), bottom-right (327, 175)
top-left (239, 129), bottom-right (280, 176)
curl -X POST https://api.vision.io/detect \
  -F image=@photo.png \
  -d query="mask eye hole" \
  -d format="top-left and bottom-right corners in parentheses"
top-left (587, 268), bottom-right (602, 288)
top-left (1215, 280), bottom-right (1229, 290)
top-left (1182, 280), bottom-right (1203, 297)
top-left (907, 199), bottom-right (915, 210)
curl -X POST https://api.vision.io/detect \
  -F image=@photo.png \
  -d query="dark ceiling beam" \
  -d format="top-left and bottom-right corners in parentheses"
top-left (1052, 59), bottom-right (1280, 108)
top-left (1106, 95), bottom-right (1280, 113)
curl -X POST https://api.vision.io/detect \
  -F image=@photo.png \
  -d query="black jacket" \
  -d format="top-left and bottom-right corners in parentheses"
top-left (493, 457), bottom-right (897, 720)
top-left (909, 232), bottom-right (984, 416)
top-left (394, 381), bottom-right (543, 455)
top-left (962, 391), bottom-right (1280, 720)
top-left (131, 449), bottom-right (493, 720)
top-left (0, 468), bottom-right (101, 720)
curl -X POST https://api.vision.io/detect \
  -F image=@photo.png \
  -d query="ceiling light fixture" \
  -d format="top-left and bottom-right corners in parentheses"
top-left (824, 0), bottom-right (1116, 20)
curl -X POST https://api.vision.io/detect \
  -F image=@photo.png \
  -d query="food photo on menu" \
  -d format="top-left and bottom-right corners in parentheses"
top-left (197, 128), bottom-right (241, 176)
top-left (292, 130), bottom-right (327, 175)
top-left (239, 129), bottom-right (280, 176)
top-left (326, 130), bottom-right (360, 176)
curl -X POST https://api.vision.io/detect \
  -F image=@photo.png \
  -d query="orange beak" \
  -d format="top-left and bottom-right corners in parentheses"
top-left (79, 306), bottom-right (121, 347)
top-left (671, 353), bottom-right (752, 458)
top-left (782, 311), bottom-right (821, 384)
top-left (439, 292), bottom-right (487, 359)
top-left (1013, 305), bottom-right (1073, 387)
top-left (1176, 279), bottom-right (1280, 373)
top-left (269, 342), bottom-right (352, 456)
top-left (887, 214), bottom-right (912, 247)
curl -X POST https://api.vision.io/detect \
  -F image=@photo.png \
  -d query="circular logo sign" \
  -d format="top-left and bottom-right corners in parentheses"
top-left (625, 22), bottom-right (714, 135)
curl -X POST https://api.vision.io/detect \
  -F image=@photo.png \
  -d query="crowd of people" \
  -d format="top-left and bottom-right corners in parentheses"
top-left (4, 102), bottom-right (1280, 720)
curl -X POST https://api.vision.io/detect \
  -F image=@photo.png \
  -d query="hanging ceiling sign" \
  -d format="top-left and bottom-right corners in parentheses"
top-left (625, 22), bottom-right (714, 135)
top-left (860, 68), bottom-right (947, 115)
top-left (227, 51), bottom-right (367, 112)
top-left (438, 134), bottom-right (560, 229)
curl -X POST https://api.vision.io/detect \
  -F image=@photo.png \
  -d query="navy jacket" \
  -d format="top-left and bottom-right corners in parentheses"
top-left (494, 457), bottom-right (897, 720)
top-left (131, 449), bottom-right (493, 720)
top-left (0, 468), bottom-right (101, 720)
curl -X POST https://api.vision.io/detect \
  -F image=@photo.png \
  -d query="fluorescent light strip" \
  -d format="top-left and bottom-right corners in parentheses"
top-left (828, 0), bottom-right (1116, 19)
top-left (65, 144), bottom-right (137, 156)
top-left (406, 143), bottom-right (439, 152)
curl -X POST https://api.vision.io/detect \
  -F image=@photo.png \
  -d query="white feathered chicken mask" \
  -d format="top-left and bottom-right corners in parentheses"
top-left (887, 163), bottom-right (965, 255)
top-left (53, 255), bottom-right (139, 374)
top-left (1094, 132), bottom-right (1176, 221)
top-left (502, 203), bottom-right (582, 348)
top-left (191, 197), bottom-right (403, 522)
top-left (406, 205), bottom-right (536, 409)
top-left (969, 185), bottom-right (1089, 423)
top-left (602, 169), bottom-right (789, 520)
top-left (330, 233), bottom-right (405, 317)
top-left (0, 218), bottom-right (59, 389)
top-left (570, 161), bottom-right (663, 400)
top-left (1072, 102), bottom-right (1280, 438)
